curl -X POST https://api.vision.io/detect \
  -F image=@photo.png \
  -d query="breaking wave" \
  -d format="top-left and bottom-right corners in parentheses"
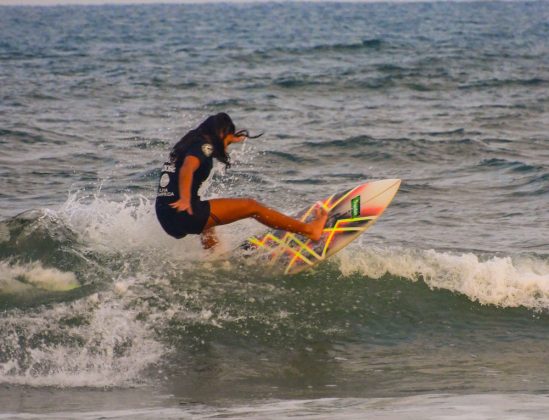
top-left (338, 247), bottom-right (549, 310)
top-left (0, 192), bottom-right (548, 389)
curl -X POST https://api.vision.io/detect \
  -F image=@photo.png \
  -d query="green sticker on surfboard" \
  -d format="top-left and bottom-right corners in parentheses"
top-left (351, 195), bottom-right (361, 218)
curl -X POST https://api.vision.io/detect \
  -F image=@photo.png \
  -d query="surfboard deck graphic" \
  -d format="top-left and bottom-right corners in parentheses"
top-left (242, 179), bottom-right (401, 275)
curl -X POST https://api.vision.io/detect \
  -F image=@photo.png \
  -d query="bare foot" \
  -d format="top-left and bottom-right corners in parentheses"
top-left (306, 206), bottom-right (328, 241)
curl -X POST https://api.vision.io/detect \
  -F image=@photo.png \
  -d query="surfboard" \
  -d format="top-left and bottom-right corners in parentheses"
top-left (242, 179), bottom-right (401, 274)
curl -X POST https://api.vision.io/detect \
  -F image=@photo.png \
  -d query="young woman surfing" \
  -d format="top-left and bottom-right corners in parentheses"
top-left (155, 113), bottom-right (328, 249)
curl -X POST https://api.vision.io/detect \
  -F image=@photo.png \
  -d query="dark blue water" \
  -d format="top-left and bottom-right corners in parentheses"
top-left (1, 2), bottom-right (548, 418)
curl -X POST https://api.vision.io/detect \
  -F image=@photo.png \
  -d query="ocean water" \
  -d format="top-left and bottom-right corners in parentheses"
top-left (1, 1), bottom-right (548, 418)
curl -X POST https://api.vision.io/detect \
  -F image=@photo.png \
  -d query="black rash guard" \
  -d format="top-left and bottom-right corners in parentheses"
top-left (155, 139), bottom-right (214, 238)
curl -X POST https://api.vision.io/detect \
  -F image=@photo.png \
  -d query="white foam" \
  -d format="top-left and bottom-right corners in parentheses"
top-left (60, 192), bottom-right (204, 261)
top-left (0, 261), bottom-right (79, 293)
top-left (58, 186), bottom-right (264, 264)
top-left (337, 247), bottom-right (549, 310)
top-left (0, 278), bottom-right (164, 388)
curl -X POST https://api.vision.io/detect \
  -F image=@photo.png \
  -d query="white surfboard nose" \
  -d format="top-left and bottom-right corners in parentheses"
top-left (360, 179), bottom-right (401, 199)
top-left (377, 179), bottom-right (401, 188)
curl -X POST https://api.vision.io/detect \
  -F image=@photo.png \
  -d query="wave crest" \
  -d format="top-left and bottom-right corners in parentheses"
top-left (338, 247), bottom-right (549, 310)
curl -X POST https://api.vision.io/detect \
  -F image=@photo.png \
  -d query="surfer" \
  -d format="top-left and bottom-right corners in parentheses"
top-left (155, 113), bottom-right (328, 249)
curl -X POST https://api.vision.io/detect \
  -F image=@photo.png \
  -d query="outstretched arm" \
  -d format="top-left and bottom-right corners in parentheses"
top-left (169, 155), bottom-right (200, 214)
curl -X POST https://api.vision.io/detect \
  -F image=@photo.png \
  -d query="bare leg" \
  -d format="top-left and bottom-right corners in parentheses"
top-left (200, 227), bottom-right (219, 250)
top-left (205, 198), bottom-right (328, 241)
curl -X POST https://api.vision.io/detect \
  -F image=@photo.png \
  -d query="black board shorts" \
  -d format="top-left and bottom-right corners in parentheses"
top-left (155, 199), bottom-right (211, 238)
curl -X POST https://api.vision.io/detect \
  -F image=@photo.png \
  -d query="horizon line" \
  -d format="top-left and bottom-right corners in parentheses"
top-left (0, 0), bottom-right (533, 7)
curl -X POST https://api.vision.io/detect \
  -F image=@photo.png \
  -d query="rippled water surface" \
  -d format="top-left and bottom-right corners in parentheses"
top-left (1, 1), bottom-right (548, 418)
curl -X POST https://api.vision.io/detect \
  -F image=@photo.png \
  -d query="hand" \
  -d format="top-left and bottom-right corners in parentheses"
top-left (232, 133), bottom-right (248, 144)
top-left (225, 132), bottom-right (247, 146)
top-left (169, 198), bottom-right (193, 215)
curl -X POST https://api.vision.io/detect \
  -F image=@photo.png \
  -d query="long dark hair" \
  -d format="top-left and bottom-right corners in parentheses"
top-left (170, 113), bottom-right (259, 168)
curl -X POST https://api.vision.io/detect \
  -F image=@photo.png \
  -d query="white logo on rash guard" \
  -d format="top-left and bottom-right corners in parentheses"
top-left (162, 163), bottom-right (176, 173)
top-left (159, 173), bottom-right (170, 188)
top-left (201, 144), bottom-right (213, 157)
